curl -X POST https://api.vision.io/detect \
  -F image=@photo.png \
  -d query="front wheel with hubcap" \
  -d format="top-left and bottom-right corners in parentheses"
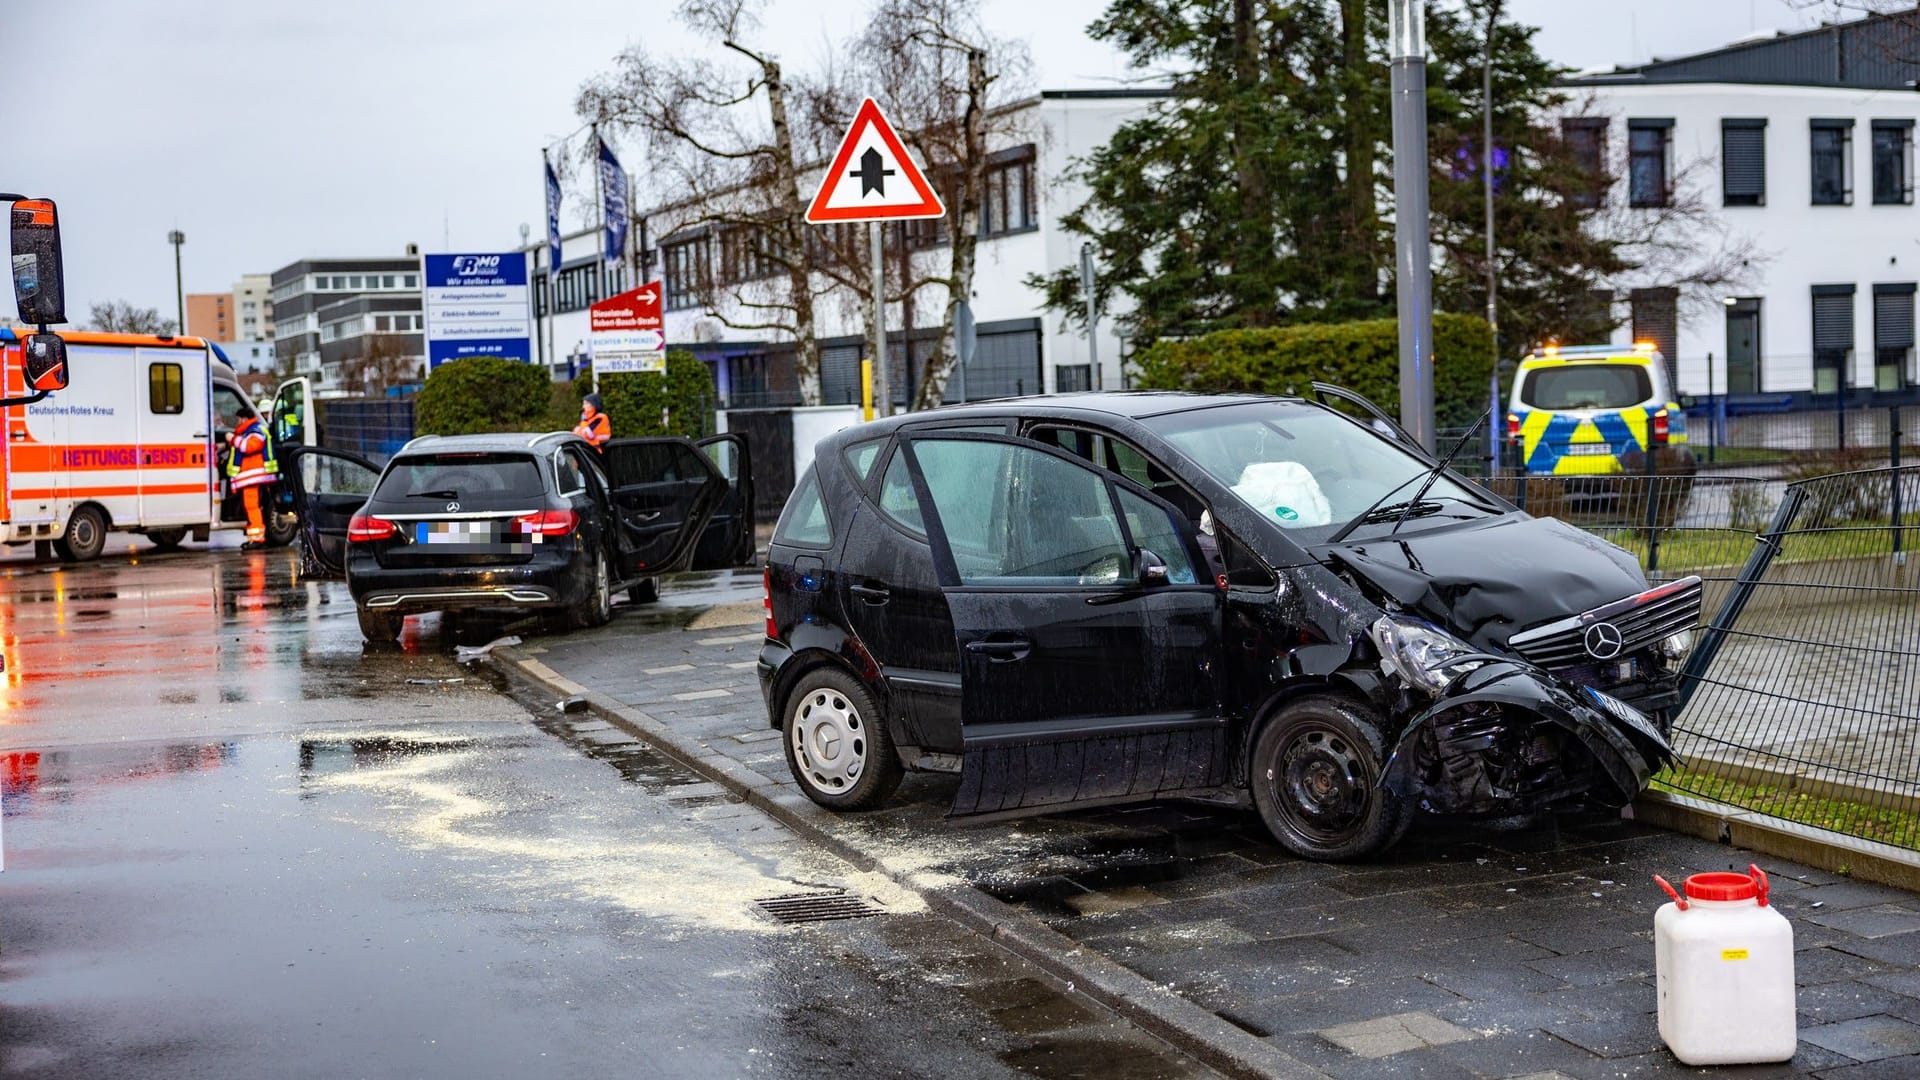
top-left (53, 505), bottom-right (108, 562)
top-left (783, 668), bottom-right (902, 811)
top-left (1250, 695), bottom-right (1411, 862)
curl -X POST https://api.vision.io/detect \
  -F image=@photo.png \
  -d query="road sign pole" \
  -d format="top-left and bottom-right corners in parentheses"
top-left (871, 221), bottom-right (887, 417)
top-left (1390, 0), bottom-right (1436, 452)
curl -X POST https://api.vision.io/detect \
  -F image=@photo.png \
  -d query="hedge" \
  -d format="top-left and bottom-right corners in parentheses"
top-left (414, 356), bottom-right (554, 435)
top-left (1131, 313), bottom-right (1496, 430)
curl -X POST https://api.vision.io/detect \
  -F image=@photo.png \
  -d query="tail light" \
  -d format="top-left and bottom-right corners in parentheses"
top-left (1651, 409), bottom-right (1670, 445)
top-left (347, 512), bottom-right (398, 543)
top-left (763, 567), bottom-right (776, 638)
top-left (511, 509), bottom-right (578, 537)
top-left (1505, 413), bottom-right (1521, 444)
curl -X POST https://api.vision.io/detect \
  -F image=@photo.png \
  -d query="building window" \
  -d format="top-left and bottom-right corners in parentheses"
top-left (1724, 297), bottom-right (1763, 395)
top-left (1721, 119), bottom-right (1766, 206)
top-left (553, 263), bottom-right (603, 314)
top-left (1628, 119), bottom-right (1673, 208)
top-left (1872, 120), bottom-right (1914, 205)
top-left (1560, 117), bottom-right (1608, 209)
top-left (1873, 283), bottom-right (1915, 391)
top-left (403, 274), bottom-right (418, 288)
top-left (718, 224), bottom-right (779, 284)
top-left (662, 236), bottom-right (710, 311)
top-left (1810, 285), bottom-right (1856, 395)
top-left (982, 146), bottom-right (1037, 236)
top-left (1630, 287), bottom-right (1679, 387)
top-left (1811, 119), bottom-right (1854, 205)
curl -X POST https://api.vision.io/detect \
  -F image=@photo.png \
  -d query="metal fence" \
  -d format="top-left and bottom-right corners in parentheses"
top-left (1662, 465), bottom-right (1919, 850)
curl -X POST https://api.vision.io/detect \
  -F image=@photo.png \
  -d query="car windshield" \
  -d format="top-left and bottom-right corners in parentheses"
top-left (372, 452), bottom-right (546, 510)
top-left (1142, 401), bottom-right (1490, 543)
top-left (1521, 363), bottom-right (1653, 410)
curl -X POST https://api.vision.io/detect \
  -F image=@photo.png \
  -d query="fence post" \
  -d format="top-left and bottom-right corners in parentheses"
top-left (1893, 405), bottom-right (1905, 564)
top-left (1644, 439), bottom-right (1661, 575)
top-left (1836, 377), bottom-right (1848, 451)
top-left (1676, 484), bottom-right (1805, 713)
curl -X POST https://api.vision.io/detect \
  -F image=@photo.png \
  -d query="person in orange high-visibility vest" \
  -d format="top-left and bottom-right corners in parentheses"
top-left (573, 392), bottom-right (611, 450)
top-left (225, 412), bottom-right (277, 548)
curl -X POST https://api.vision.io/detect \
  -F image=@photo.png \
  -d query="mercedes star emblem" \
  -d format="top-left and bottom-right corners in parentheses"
top-left (1584, 621), bottom-right (1625, 660)
top-left (446, 501), bottom-right (461, 513)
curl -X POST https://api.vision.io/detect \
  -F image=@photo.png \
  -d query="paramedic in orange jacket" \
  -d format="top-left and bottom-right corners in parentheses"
top-left (573, 393), bottom-right (611, 450)
top-left (225, 411), bottom-right (277, 548)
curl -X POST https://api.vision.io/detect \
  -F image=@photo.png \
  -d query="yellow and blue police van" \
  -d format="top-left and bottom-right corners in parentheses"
top-left (1507, 343), bottom-right (1691, 476)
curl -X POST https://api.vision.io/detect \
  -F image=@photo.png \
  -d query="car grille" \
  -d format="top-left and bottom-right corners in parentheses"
top-left (1504, 576), bottom-right (1702, 670)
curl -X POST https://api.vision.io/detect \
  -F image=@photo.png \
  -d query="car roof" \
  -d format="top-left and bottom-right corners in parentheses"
top-left (851, 390), bottom-right (1291, 434)
top-left (397, 431), bottom-right (581, 455)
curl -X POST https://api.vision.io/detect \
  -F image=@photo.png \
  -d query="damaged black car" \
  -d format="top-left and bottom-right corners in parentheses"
top-left (757, 392), bottom-right (1694, 861)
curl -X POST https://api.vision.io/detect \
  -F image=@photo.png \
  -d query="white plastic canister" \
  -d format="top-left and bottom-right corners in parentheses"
top-left (1653, 864), bottom-right (1797, 1066)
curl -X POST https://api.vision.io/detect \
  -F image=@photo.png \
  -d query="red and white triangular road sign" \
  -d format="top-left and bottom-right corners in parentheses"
top-left (806, 98), bottom-right (947, 223)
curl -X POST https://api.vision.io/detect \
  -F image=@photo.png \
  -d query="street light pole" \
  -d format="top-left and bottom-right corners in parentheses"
top-left (1080, 243), bottom-right (1100, 390)
top-left (1482, 0), bottom-right (1502, 471)
top-left (168, 229), bottom-right (187, 334)
top-left (1389, 0), bottom-right (1435, 451)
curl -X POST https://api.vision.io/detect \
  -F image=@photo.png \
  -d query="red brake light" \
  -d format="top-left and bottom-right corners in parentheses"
top-left (1505, 413), bottom-right (1521, 443)
top-left (1652, 408), bottom-right (1670, 445)
top-left (347, 512), bottom-right (398, 542)
top-left (764, 567), bottom-right (776, 638)
top-left (512, 509), bottom-right (578, 536)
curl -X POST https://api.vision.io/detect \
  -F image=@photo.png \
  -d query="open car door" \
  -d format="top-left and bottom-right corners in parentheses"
top-left (691, 433), bottom-right (754, 569)
top-left (282, 446), bottom-right (380, 579)
top-left (1309, 381), bottom-right (1425, 453)
top-left (600, 437), bottom-right (729, 579)
top-left (269, 375), bottom-right (317, 448)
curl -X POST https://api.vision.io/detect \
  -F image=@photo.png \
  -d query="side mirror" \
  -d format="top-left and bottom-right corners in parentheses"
top-left (1677, 394), bottom-right (1697, 410)
top-left (1136, 548), bottom-right (1170, 586)
top-left (10, 198), bottom-right (67, 326)
top-left (24, 333), bottom-right (67, 392)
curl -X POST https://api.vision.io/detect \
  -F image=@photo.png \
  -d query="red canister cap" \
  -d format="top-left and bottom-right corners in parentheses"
top-left (1684, 871), bottom-right (1760, 902)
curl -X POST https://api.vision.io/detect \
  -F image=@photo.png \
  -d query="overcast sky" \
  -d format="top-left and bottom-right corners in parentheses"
top-left (16, 0), bottom-right (1824, 327)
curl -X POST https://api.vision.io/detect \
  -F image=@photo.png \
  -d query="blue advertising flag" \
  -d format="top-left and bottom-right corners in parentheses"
top-left (544, 157), bottom-right (563, 275)
top-left (598, 136), bottom-right (629, 265)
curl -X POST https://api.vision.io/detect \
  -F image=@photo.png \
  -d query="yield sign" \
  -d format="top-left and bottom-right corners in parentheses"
top-left (805, 98), bottom-right (946, 223)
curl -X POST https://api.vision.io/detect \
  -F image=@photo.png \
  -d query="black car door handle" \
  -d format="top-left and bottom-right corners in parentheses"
top-left (849, 584), bottom-right (890, 605)
top-left (965, 639), bottom-right (1031, 662)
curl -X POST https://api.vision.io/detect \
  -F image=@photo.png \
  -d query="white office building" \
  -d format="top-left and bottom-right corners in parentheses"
top-left (1565, 12), bottom-right (1920, 404)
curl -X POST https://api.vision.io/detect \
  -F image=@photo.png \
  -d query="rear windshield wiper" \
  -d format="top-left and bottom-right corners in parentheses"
top-left (404, 488), bottom-right (460, 500)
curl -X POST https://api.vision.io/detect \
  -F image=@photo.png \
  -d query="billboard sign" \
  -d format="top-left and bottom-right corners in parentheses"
top-left (421, 252), bottom-right (532, 369)
top-left (590, 281), bottom-right (666, 376)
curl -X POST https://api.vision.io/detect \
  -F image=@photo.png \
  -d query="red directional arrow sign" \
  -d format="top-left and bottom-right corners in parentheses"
top-left (590, 280), bottom-right (666, 375)
top-left (806, 98), bottom-right (946, 223)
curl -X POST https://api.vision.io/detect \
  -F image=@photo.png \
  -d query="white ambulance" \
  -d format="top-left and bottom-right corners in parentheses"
top-left (1, 329), bottom-right (294, 561)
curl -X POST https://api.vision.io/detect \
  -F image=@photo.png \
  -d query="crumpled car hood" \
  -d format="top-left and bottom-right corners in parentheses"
top-left (1322, 514), bottom-right (1649, 651)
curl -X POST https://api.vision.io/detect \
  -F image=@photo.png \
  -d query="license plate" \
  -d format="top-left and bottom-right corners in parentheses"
top-left (1565, 443), bottom-right (1613, 457)
top-left (1582, 686), bottom-right (1665, 744)
top-left (417, 521), bottom-right (497, 544)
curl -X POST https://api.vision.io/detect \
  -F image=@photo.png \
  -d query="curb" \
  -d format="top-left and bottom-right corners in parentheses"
top-left (491, 646), bottom-right (1330, 1080)
top-left (1630, 790), bottom-right (1920, 892)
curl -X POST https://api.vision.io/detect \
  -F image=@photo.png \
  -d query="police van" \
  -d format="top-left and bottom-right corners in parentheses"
top-left (1507, 343), bottom-right (1692, 476)
top-left (1, 330), bottom-right (293, 560)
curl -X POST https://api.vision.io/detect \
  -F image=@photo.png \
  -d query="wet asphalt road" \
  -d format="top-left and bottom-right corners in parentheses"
top-left (0, 539), bottom-right (1212, 1079)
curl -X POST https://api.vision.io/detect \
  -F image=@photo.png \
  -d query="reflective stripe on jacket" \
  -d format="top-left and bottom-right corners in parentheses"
top-left (227, 419), bottom-right (278, 490)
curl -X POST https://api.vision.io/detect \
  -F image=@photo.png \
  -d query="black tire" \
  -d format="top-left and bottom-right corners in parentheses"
top-left (53, 505), bottom-right (108, 563)
top-left (145, 527), bottom-right (188, 552)
top-left (782, 667), bottom-right (903, 811)
top-left (265, 506), bottom-right (299, 548)
top-left (627, 577), bottom-right (659, 605)
top-left (357, 607), bottom-right (403, 643)
top-left (1250, 695), bottom-right (1412, 862)
top-left (568, 547), bottom-right (613, 629)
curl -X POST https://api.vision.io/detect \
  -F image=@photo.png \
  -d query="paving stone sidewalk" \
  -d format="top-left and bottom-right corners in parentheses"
top-left (515, 576), bottom-right (1920, 1080)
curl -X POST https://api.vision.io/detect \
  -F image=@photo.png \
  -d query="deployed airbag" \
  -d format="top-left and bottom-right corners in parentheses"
top-left (1232, 461), bottom-right (1331, 528)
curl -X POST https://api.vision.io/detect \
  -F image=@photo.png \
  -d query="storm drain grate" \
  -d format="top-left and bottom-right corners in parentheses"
top-left (753, 891), bottom-right (885, 924)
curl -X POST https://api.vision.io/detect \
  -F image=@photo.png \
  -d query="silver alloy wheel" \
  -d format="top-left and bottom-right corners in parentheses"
top-left (593, 550), bottom-right (610, 621)
top-left (790, 687), bottom-right (867, 793)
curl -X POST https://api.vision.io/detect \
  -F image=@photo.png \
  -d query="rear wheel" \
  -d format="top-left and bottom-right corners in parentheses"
top-left (783, 667), bottom-right (902, 811)
top-left (265, 505), bottom-right (299, 547)
top-left (627, 577), bottom-right (659, 605)
top-left (569, 548), bottom-right (613, 629)
top-left (357, 607), bottom-right (403, 643)
top-left (145, 527), bottom-right (188, 552)
top-left (54, 505), bottom-right (108, 563)
top-left (1250, 695), bottom-right (1412, 862)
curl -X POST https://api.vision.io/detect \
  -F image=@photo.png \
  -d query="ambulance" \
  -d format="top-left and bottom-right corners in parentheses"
top-left (1, 330), bottom-right (294, 561)
top-left (1506, 342), bottom-right (1693, 476)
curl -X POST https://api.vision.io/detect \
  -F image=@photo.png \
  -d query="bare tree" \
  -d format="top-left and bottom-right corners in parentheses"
top-left (338, 332), bottom-right (419, 396)
top-left (577, 0), bottom-right (834, 405)
top-left (89, 300), bottom-right (176, 335)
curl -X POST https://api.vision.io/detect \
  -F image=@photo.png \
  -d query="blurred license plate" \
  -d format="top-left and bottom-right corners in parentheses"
top-left (418, 521), bottom-right (497, 544)
top-left (1565, 443), bottom-right (1613, 456)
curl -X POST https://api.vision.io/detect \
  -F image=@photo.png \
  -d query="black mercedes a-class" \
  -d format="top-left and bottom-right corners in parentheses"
top-left (758, 391), bottom-right (1696, 861)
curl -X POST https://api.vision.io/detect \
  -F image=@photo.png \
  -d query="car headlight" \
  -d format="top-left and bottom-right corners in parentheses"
top-left (1659, 629), bottom-right (1693, 661)
top-left (1369, 615), bottom-right (1487, 696)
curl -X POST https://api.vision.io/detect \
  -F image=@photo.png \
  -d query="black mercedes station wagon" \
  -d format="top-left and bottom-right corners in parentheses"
top-left (758, 391), bottom-right (1697, 861)
top-left (287, 432), bottom-right (752, 641)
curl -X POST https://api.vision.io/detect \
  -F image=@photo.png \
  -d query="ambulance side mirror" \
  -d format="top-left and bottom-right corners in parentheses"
top-left (10, 198), bottom-right (68, 326)
top-left (24, 333), bottom-right (67, 392)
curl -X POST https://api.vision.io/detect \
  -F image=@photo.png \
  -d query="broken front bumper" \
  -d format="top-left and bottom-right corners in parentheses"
top-left (1379, 661), bottom-right (1676, 817)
